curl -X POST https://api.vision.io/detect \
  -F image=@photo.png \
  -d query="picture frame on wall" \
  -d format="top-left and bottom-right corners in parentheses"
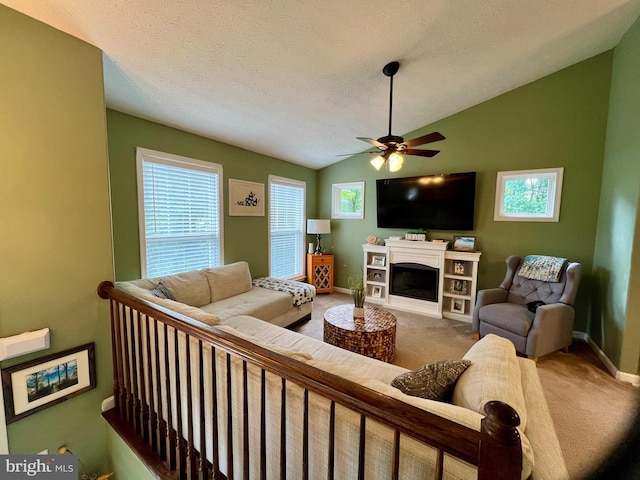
top-left (452, 236), bottom-right (476, 252)
top-left (229, 179), bottom-right (265, 216)
top-left (2, 343), bottom-right (96, 423)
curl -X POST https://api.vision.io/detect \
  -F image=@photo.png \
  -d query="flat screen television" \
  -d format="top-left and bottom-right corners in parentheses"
top-left (376, 172), bottom-right (476, 231)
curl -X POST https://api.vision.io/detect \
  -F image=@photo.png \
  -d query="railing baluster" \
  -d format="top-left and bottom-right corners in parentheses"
top-left (130, 309), bottom-right (141, 434)
top-left (153, 318), bottom-right (166, 461)
top-left (358, 415), bottom-right (366, 480)
top-left (174, 328), bottom-right (186, 478)
top-left (136, 312), bottom-right (149, 442)
top-left (327, 400), bottom-right (335, 480)
top-left (198, 340), bottom-right (208, 480)
top-left (144, 314), bottom-right (157, 451)
top-left (242, 361), bottom-right (250, 479)
top-left (280, 377), bottom-right (286, 480)
top-left (121, 306), bottom-right (133, 427)
top-left (302, 388), bottom-right (309, 480)
top-left (226, 354), bottom-right (234, 480)
top-left (210, 346), bottom-right (220, 475)
top-left (392, 430), bottom-right (400, 480)
top-left (164, 323), bottom-right (176, 470)
top-left (185, 334), bottom-right (196, 479)
top-left (260, 369), bottom-right (266, 480)
top-left (435, 450), bottom-right (444, 480)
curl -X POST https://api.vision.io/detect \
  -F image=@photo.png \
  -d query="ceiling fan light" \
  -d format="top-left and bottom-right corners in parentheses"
top-left (388, 152), bottom-right (404, 172)
top-left (370, 156), bottom-right (385, 171)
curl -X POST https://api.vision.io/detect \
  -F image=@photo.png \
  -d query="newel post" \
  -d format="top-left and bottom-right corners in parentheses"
top-left (97, 280), bottom-right (115, 299)
top-left (478, 400), bottom-right (522, 480)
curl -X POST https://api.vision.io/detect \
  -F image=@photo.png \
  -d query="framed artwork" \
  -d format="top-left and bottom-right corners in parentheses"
top-left (331, 182), bottom-right (365, 219)
top-left (494, 167), bottom-right (564, 222)
top-left (371, 255), bottom-right (386, 267)
top-left (451, 299), bottom-right (465, 314)
top-left (453, 236), bottom-right (476, 252)
top-left (372, 286), bottom-right (382, 298)
top-left (229, 179), bottom-right (265, 216)
top-left (2, 343), bottom-right (96, 423)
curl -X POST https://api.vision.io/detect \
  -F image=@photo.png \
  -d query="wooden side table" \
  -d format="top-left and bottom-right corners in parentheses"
top-left (307, 253), bottom-right (333, 293)
top-left (323, 304), bottom-right (396, 362)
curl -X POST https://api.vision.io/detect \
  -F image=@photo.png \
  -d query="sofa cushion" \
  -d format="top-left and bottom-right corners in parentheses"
top-left (160, 270), bottom-right (210, 307)
top-left (204, 261), bottom-right (252, 302)
top-left (452, 334), bottom-right (528, 431)
top-left (479, 303), bottom-right (533, 336)
top-left (391, 360), bottom-right (471, 402)
top-left (201, 287), bottom-right (293, 322)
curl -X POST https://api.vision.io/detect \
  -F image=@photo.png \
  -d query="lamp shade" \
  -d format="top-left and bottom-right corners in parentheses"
top-left (307, 219), bottom-right (331, 234)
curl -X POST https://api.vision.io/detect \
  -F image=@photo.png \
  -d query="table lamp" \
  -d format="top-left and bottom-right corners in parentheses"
top-left (307, 219), bottom-right (330, 254)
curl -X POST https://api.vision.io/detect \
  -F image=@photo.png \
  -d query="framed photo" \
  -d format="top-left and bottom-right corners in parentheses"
top-left (453, 236), bottom-right (476, 252)
top-left (229, 179), bottom-right (265, 216)
top-left (331, 182), bottom-right (365, 219)
top-left (451, 299), bottom-right (465, 314)
top-left (372, 286), bottom-right (382, 298)
top-left (2, 343), bottom-right (96, 423)
top-left (453, 261), bottom-right (466, 275)
top-left (371, 255), bottom-right (386, 267)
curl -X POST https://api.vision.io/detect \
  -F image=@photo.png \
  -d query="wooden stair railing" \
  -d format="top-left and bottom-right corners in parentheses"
top-left (98, 280), bottom-right (522, 480)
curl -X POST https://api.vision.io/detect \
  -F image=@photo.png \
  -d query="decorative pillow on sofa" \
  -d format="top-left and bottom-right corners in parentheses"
top-left (452, 334), bottom-right (528, 431)
top-left (391, 360), bottom-right (471, 401)
top-left (205, 261), bottom-right (253, 302)
top-left (150, 281), bottom-right (175, 300)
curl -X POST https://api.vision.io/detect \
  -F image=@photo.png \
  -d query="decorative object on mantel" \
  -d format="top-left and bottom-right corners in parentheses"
top-left (405, 229), bottom-right (427, 241)
top-left (338, 61), bottom-right (445, 173)
top-left (347, 271), bottom-right (365, 319)
top-left (452, 235), bottom-right (476, 252)
top-left (366, 235), bottom-right (380, 245)
top-left (307, 219), bottom-right (331, 254)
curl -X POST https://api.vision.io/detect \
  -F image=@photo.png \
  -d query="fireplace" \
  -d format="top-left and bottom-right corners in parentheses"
top-left (390, 262), bottom-right (439, 302)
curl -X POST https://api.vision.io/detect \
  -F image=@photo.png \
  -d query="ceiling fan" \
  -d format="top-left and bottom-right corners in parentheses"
top-left (344, 61), bottom-right (445, 172)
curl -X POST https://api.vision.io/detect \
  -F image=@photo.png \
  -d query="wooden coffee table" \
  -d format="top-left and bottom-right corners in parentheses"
top-left (323, 304), bottom-right (397, 362)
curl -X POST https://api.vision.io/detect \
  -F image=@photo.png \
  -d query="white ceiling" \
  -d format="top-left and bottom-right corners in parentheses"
top-left (4, 1), bottom-right (640, 169)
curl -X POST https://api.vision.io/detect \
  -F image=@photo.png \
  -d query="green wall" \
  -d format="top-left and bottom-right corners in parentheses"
top-left (107, 110), bottom-right (318, 281)
top-left (0, 5), bottom-right (114, 473)
top-left (319, 52), bottom-right (613, 332)
top-left (593, 15), bottom-right (640, 373)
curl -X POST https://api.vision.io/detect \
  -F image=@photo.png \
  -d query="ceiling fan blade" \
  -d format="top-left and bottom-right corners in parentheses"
top-left (402, 132), bottom-right (445, 148)
top-left (404, 149), bottom-right (440, 157)
top-left (335, 151), bottom-right (378, 157)
top-left (356, 137), bottom-right (387, 149)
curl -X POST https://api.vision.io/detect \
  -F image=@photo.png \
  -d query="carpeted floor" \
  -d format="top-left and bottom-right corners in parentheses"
top-left (293, 292), bottom-right (639, 479)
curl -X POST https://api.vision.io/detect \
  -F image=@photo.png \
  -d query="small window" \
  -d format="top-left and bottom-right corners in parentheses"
top-left (332, 182), bottom-right (365, 219)
top-left (494, 168), bottom-right (563, 222)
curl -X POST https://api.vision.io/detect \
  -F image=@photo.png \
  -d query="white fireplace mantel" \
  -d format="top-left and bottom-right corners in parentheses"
top-left (363, 239), bottom-right (481, 321)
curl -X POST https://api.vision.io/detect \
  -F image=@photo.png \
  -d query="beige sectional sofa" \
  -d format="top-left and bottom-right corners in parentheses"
top-left (115, 262), bottom-right (568, 479)
top-left (116, 261), bottom-right (314, 327)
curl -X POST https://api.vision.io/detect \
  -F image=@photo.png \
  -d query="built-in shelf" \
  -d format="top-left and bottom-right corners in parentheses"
top-left (363, 240), bottom-right (481, 322)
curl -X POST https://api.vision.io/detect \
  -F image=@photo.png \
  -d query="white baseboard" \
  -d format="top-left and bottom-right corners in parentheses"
top-left (573, 331), bottom-right (640, 386)
top-left (333, 286), bottom-right (350, 295)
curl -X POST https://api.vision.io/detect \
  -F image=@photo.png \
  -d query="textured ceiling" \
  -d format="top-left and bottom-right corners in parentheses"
top-left (4, 0), bottom-right (640, 169)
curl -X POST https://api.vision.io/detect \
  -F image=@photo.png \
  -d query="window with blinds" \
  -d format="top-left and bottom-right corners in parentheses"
top-left (136, 148), bottom-right (223, 278)
top-left (269, 175), bottom-right (306, 279)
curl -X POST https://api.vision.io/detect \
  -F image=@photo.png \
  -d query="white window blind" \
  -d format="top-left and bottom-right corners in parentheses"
top-left (269, 175), bottom-right (305, 279)
top-left (137, 148), bottom-right (223, 278)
